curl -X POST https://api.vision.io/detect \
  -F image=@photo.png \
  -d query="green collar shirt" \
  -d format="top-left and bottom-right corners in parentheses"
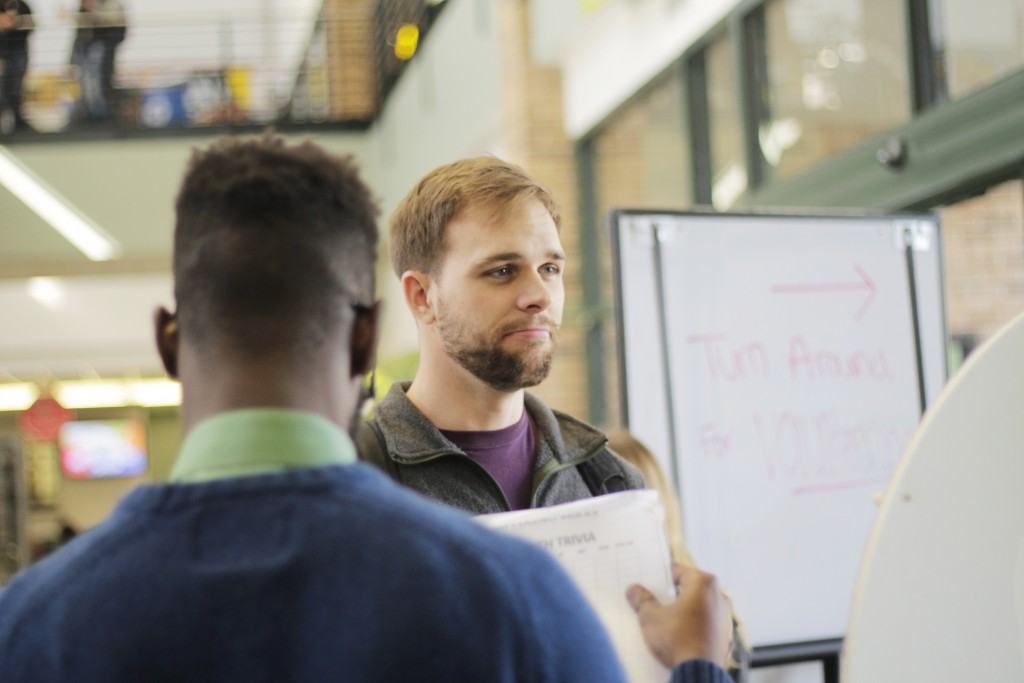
top-left (169, 409), bottom-right (356, 483)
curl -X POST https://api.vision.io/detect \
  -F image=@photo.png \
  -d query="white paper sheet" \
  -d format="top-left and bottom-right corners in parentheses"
top-left (478, 490), bottom-right (675, 683)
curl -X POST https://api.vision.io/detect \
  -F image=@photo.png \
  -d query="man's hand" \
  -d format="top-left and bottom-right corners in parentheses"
top-left (626, 564), bottom-right (732, 668)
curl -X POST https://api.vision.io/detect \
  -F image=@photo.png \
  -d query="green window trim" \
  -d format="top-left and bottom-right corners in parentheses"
top-left (745, 68), bottom-right (1024, 211)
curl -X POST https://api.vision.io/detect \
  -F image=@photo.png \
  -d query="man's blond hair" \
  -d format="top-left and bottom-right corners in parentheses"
top-left (388, 156), bottom-right (561, 277)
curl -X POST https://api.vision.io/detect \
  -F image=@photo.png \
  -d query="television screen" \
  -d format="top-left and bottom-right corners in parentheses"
top-left (58, 419), bottom-right (148, 479)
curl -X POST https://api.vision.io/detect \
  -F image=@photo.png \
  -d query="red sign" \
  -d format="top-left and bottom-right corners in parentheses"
top-left (18, 396), bottom-right (74, 442)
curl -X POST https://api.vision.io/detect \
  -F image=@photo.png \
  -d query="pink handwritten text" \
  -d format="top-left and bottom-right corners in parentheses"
top-left (687, 334), bottom-right (770, 382)
top-left (788, 335), bottom-right (894, 383)
top-left (698, 422), bottom-right (733, 459)
top-left (752, 410), bottom-right (908, 485)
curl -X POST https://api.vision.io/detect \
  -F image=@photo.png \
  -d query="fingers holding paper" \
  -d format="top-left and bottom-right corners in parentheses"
top-left (626, 564), bottom-right (732, 669)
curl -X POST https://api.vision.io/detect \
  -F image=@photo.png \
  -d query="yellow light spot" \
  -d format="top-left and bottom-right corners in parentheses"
top-left (579, 0), bottom-right (612, 13)
top-left (395, 24), bottom-right (420, 61)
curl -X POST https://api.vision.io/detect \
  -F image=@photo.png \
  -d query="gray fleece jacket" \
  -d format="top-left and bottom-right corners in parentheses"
top-left (356, 382), bottom-right (646, 514)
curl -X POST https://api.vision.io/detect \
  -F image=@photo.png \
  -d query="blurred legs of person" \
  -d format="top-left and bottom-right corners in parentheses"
top-left (0, 51), bottom-right (29, 131)
top-left (80, 40), bottom-right (108, 121)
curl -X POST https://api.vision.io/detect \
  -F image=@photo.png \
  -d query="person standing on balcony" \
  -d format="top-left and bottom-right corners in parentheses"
top-left (72, 0), bottom-right (125, 123)
top-left (0, 0), bottom-right (34, 133)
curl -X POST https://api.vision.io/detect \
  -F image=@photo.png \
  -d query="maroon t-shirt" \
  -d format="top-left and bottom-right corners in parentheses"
top-left (440, 411), bottom-right (536, 510)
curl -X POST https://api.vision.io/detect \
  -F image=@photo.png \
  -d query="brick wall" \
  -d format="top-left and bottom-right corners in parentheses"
top-left (496, 0), bottom-right (589, 419)
top-left (324, 0), bottom-right (376, 120)
top-left (940, 178), bottom-right (1024, 344)
top-left (590, 74), bottom-right (692, 428)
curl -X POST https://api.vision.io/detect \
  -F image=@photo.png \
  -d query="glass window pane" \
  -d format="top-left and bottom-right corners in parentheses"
top-left (706, 33), bottom-right (747, 209)
top-left (934, 0), bottom-right (1024, 100)
top-left (760, 0), bottom-right (912, 181)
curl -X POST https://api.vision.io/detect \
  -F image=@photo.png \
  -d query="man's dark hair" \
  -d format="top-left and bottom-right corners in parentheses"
top-left (173, 133), bottom-right (378, 358)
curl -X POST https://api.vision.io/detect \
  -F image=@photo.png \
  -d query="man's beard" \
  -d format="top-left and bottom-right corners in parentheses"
top-left (436, 306), bottom-right (557, 392)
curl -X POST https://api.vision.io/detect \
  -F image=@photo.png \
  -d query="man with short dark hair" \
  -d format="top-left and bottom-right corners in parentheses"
top-left (359, 156), bottom-right (645, 512)
top-left (0, 134), bottom-right (732, 683)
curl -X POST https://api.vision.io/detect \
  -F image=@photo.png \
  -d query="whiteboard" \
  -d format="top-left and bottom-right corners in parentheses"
top-left (611, 211), bottom-right (946, 649)
top-left (843, 311), bottom-right (1024, 682)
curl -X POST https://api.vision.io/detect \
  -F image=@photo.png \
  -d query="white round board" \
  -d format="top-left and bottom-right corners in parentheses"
top-left (844, 311), bottom-right (1024, 681)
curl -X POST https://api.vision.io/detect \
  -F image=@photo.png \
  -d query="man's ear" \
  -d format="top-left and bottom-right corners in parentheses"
top-left (401, 271), bottom-right (435, 324)
top-left (351, 300), bottom-right (383, 378)
top-left (154, 307), bottom-right (180, 378)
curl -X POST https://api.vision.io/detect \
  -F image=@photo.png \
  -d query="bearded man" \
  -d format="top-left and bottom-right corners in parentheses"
top-left (357, 156), bottom-right (644, 513)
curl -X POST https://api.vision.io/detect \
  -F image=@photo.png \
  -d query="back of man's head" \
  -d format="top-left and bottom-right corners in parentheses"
top-left (173, 133), bottom-right (378, 361)
top-left (388, 155), bottom-right (561, 278)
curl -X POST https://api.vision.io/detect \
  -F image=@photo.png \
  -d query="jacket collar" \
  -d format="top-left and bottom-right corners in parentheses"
top-left (373, 381), bottom-right (607, 468)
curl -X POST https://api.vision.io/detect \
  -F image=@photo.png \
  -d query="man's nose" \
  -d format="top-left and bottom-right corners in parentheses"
top-left (517, 270), bottom-right (553, 311)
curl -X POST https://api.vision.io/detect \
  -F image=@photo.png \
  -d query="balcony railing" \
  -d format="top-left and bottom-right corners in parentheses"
top-left (0, 1), bottom-right (445, 139)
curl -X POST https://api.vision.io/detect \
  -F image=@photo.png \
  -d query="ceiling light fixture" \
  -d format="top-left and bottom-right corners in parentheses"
top-left (0, 378), bottom-right (181, 412)
top-left (0, 383), bottom-right (38, 412)
top-left (27, 276), bottom-right (65, 309)
top-left (55, 378), bottom-right (181, 409)
top-left (0, 146), bottom-right (122, 261)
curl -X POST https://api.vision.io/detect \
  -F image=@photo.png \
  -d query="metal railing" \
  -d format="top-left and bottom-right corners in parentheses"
top-left (0, 1), bottom-right (446, 138)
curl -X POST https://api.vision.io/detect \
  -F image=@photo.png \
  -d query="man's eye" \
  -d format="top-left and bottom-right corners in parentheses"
top-left (541, 264), bottom-right (561, 276)
top-left (489, 266), bottom-right (512, 278)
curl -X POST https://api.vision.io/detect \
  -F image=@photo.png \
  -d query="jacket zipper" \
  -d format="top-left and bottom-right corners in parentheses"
top-left (528, 439), bottom-right (608, 506)
top-left (398, 451), bottom-right (514, 511)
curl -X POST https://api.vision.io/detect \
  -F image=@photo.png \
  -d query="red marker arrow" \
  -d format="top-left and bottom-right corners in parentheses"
top-left (771, 265), bottom-right (876, 320)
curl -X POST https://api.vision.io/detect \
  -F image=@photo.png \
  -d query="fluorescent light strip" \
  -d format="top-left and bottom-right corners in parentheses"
top-left (56, 379), bottom-right (181, 409)
top-left (0, 146), bottom-right (122, 261)
top-left (57, 381), bottom-right (130, 409)
top-left (0, 383), bottom-right (39, 411)
top-left (127, 380), bottom-right (182, 408)
top-left (0, 379), bottom-right (180, 411)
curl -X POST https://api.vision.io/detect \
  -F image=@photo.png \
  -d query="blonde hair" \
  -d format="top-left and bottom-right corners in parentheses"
top-left (387, 156), bottom-right (561, 277)
top-left (606, 431), bottom-right (693, 567)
